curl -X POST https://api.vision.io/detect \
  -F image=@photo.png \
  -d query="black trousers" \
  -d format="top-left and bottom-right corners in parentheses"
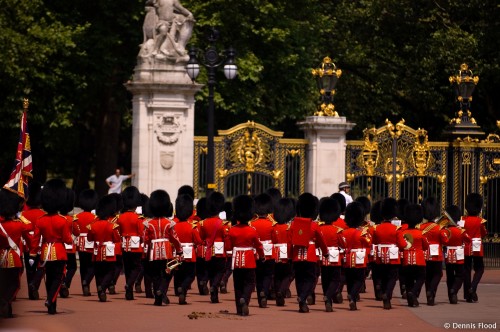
top-left (445, 263), bottom-right (464, 294)
top-left (63, 253), bottom-right (77, 288)
top-left (196, 257), bottom-right (208, 292)
top-left (174, 261), bottom-right (196, 293)
top-left (112, 255), bottom-right (123, 286)
top-left (425, 261), bottom-right (443, 296)
top-left (256, 259), bottom-right (275, 298)
top-left (44, 261), bottom-right (66, 306)
top-left (146, 260), bottom-right (169, 295)
top-left (221, 258), bottom-right (233, 286)
top-left (233, 268), bottom-right (256, 310)
top-left (293, 261), bottom-right (316, 303)
top-left (122, 252), bottom-right (142, 289)
top-left (378, 264), bottom-right (399, 299)
top-left (78, 251), bottom-right (95, 287)
top-left (24, 254), bottom-right (44, 291)
top-left (274, 262), bottom-right (292, 296)
top-left (0, 267), bottom-right (21, 304)
top-left (207, 257), bottom-right (226, 292)
top-left (403, 265), bottom-right (426, 298)
top-left (94, 261), bottom-right (115, 293)
top-left (370, 262), bottom-right (382, 297)
top-left (136, 258), bottom-right (153, 296)
top-left (345, 268), bottom-right (365, 302)
top-left (464, 256), bottom-right (484, 294)
top-left (321, 265), bottom-right (342, 301)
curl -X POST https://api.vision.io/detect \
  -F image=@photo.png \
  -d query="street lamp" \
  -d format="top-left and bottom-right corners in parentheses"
top-left (186, 28), bottom-right (237, 193)
top-left (312, 56), bottom-right (342, 116)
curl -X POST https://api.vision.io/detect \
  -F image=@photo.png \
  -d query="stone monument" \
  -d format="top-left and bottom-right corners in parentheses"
top-left (126, 0), bottom-right (202, 197)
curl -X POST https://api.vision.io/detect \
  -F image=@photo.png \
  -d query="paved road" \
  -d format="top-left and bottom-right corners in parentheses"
top-left (1, 269), bottom-right (499, 332)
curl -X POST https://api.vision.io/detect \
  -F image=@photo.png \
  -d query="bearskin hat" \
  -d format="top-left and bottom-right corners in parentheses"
top-left (355, 196), bottom-right (371, 218)
top-left (177, 185), bottom-right (195, 200)
top-left (370, 200), bottom-right (383, 224)
top-left (422, 197), bottom-right (440, 221)
top-left (223, 201), bottom-right (234, 223)
top-left (148, 190), bottom-right (173, 218)
top-left (175, 194), bottom-right (194, 221)
top-left (96, 195), bottom-right (118, 220)
top-left (207, 191), bottom-right (225, 217)
top-left (404, 204), bottom-right (423, 228)
top-left (60, 189), bottom-right (75, 215)
top-left (396, 198), bottom-right (409, 221)
top-left (78, 189), bottom-right (99, 212)
top-left (297, 193), bottom-right (319, 219)
top-left (232, 194), bottom-right (255, 224)
top-left (196, 197), bottom-right (209, 220)
top-left (330, 192), bottom-right (346, 213)
top-left (41, 179), bottom-right (68, 214)
top-left (254, 193), bottom-right (273, 216)
top-left (345, 202), bottom-right (365, 228)
top-left (26, 181), bottom-right (42, 208)
top-left (0, 188), bottom-right (22, 219)
top-left (445, 205), bottom-right (462, 224)
top-left (121, 186), bottom-right (142, 211)
top-left (380, 197), bottom-right (398, 221)
top-left (108, 193), bottom-right (123, 215)
top-left (465, 193), bottom-right (483, 216)
top-left (273, 198), bottom-right (296, 225)
top-left (319, 198), bottom-right (341, 224)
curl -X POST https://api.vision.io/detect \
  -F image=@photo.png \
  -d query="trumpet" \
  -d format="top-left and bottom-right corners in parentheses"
top-left (165, 257), bottom-right (183, 274)
top-left (437, 210), bottom-right (458, 228)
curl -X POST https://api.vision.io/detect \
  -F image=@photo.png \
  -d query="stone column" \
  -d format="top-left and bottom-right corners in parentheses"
top-left (126, 63), bottom-right (202, 198)
top-left (298, 116), bottom-right (356, 198)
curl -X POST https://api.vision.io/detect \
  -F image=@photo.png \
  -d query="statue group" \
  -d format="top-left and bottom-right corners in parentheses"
top-left (139, 0), bottom-right (195, 65)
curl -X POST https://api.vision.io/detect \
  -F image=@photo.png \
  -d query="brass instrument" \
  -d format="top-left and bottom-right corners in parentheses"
top-left (437, 210), bottom-right (458, 228)
top-left (165, 258), bottom-right (183, 274)
top-left (403, 233), bottom-right (414, 245)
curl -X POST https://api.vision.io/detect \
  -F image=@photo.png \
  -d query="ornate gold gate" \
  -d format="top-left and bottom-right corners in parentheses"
top-left (194, 121), bottom-right (307, 199)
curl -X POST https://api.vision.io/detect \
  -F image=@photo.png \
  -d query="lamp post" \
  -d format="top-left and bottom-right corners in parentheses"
top-left (186, 28), bottom-right (237, 194)
top-left (312, 56), bottom-right (342, 116)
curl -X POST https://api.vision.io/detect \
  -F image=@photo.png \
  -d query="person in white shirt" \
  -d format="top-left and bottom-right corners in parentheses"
top-left (338, 181), bottom-right (353, 205)
top-left (106, 169), bottom-right (135, 194)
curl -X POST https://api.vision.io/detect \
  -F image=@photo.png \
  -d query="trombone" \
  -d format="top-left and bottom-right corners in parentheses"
top-left (437, 210), bottom-right (458, 228)
top-left (165, 257), bottom-right (183, 274)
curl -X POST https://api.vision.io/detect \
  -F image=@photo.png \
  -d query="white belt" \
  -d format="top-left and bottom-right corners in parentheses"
top-left (233, 247), bottom-right (253, 252)
top-left (309, 241), bottom-right (315, 245)
top-left (261, 240), bottom-right (272, 244)
top-left (181, 242), bottom-right (193, 247)
top-left (152, 238), bottom-right (169, 243)
top-left (378, 244), bottom-right (396, 248)
top-left (447, 246), bottom-right (463, 250)
top-left (274, 243), bottom-right (287, 247)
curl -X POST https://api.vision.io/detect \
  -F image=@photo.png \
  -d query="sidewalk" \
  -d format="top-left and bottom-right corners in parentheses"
top-left (2, 269), bottom-right (499, 332)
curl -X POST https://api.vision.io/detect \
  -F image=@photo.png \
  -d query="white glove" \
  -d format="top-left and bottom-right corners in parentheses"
top-left (28, 259), bottom-right (35, 266)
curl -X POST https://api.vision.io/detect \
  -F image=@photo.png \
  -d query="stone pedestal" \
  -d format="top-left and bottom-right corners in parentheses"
top-left (126, 61), bottom-right (202, 198)
top-left (298, 116), bottom-right (356, 198)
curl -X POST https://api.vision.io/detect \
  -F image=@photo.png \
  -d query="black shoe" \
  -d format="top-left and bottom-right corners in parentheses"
top-left (108, 285), bottom-right (116, 295)
top-left (146, 292), bottom-right (154, 299)
top-left (29, 284), bottom-right (39, 300)
top-left (276, 292), bottom-right (285, 307)
top-left (154, 295), bottom-right (163, 306)
top-left (178, 287), bottom-right (187, 305)
top-left (60, 284), bottom-right (69, 298)
top-left (324, 296), bottom-right (333, 312)
top-left (199, 281), bottom-right (209, 295)
top-left (450, 293), bottom-right (458, 304)
top-left (82, 285), bottom-right (91, 297)
top-left (135, 283), bottom-right (143, 293)
top-left (220, 282), bottom-right (227, 294)
top-left (382, 295), bottom-right (391, 310)
top-left (162, 294), bottom-right (170, 305)
top-left (239, 298), bottom-right (249, 316)
top-left (210, 287), bottom-right (219, 303)
top-left (298, 301), bottom-right (309, 313)
top-left (125, 287), bottom-right (134, 301)
top-left (348, 296), bottom-right (357, 311)
top-left (285, 289), bottom-right (292, 298)
top-left (45, 301), bottom-right (57, 315)
top-left (259, 291), bottom-right (267, 308)
top-left (426, 291), bottom-right (435, 306)
top-left (98, 291), bottom-right (107, 302)
top-left (471, 291), bottom-right (478, 302)
top-left (375, 285), bottom-right (383, 301)
top-left (333, 292), bottom-right (343, 304)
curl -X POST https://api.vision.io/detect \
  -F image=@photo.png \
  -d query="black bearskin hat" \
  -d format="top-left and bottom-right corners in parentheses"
top-left (26, 181), bottom-right (42, 208)
top-left (422, 197), bottom-right (440, 221)
top-left (404, 204), bottom-right (423, 228)
top-left (445, 205), bottom-right (462, 225)
top-left (345, 202), bottom-right (365, 228)
top-left (207, 191), bottom-right (225, 217)
top-left (465, 193), bottom-right (483, 217)
top-left (380, 197), bottom-right (397, 221)
top-left (297, 193), bottom-right (319, 219)
top-left (121, 186), bottom-right (141, 211)
top-left (273, 198), bottom-right (296, 225)
top-left (175, 194), bottom-right (194, 221)
top-left (41, 179), bottom-right (68, 214)
top-left (96, 195), bottom-right (118, 220)
top-left (232, 195), bottom-right (254, 224)
top-left (78, 189), bottom-right (98, 212)
top-left (60, 188), bottom-right (75, 215)
top-left (148, 190), bottom-right (173, 218)
top-left (254, 193), bottom-right (273, 216)
top-left (177, 185), bottom-right (195, 200)
top-left (330, 192), bottom-right (346, 213)
top-left (319, 197), bottom-right (341, 224)
top-left (355, 196), bottom-right (371, 218)
top-left (0, 189), bottom-right (22, 219)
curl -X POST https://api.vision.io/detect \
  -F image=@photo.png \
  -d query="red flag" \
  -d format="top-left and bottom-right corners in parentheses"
top-left (4, 100), bottom-right (33, 199)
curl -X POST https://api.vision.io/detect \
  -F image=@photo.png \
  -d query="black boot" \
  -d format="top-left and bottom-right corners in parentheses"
top-left (426, 290), bottom-right (435, 306)
top-left (324, 296), bottom-right (333, 312)
top-left (259, 291), bottom-right (267, 308)
top-left (239, 298), bottom-right (249, 316)
top-left (210, 287), bottom-right (219, 303)
top-left (60, 283), bottom-right (69, 298)
top-left (348, 295), bottom-right (357, 311)
top-left (97, 286), bottom-right (107, 302)
top-left (298, 298), bottom-right (309, 313)
top-left (276, 292), bottom-right (285, 306)
top-left (382, 294), bottom-right (392, 310)
top-left (125, 285), bottom-right (134, 300)
top-left (178, 287), bottom-right (187, 305)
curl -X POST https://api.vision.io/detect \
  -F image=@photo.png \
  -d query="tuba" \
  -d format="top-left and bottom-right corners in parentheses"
top-left (165, 257), bottom-right (183, 274)
top-left (437, 210), bottom-right (458, 228)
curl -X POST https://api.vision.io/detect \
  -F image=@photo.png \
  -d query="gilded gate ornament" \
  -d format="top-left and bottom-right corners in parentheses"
top-left (230, 129), bottom-right (270, 172)
top-left (360, 127), bottom-right (379, 176)
top-left (412, 129), bottom-right (431, 176)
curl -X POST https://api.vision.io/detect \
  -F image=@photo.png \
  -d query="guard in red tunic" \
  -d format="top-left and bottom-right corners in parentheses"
top-left (173, 194), bottom-right (202, 304)
top-left (271, 198), bottom-right (295, 307)
top-left (117, 186), bottom-right (145, 300)
top-left (417, 197), bottom-right (449, 306)
top-left (60, 189), bottom-right (80, 298)
top-left (75, 189), bottom-right (98, 296)
top-left (318, 197), bottom-right (343, 312)
top-left (198, 192), bottom-right (227, 303)
top-left (331, 192), bottom-right (348, 303)
top-left (373, 198), bottom-right (403, 309)
top-left (462, 193), bottom-right (487, 303)
top-left (225, 195), bottom-right (264, 316)
top-left (249, 193), bottom-right (276, 308)
top-left (32, 179), bottom-right (73, 314)
top-left (443, 205), bottom-right (471, 304)
top-left (339, 201), bottom-right (372, 311)
top-left (193, 197), bottom-right (209, 295)
top-left (0, 189), bottom-right (33, 318)
top-left (220, 201), bottom-right (234, 294)
top-left (399, 204), bottom-right (428, 307)
top-left (368, 200), bottom-right (383, 300)
top-left (20, 181), bottom-right (45, 300)
top-left (288, 193), bottom-right (329, 313)
top-left (144, 190), bottom-right (182, 306)
top-left (87, 195), bottom-right (122, 302)
top-left (108, 193), bottom-right (124, 295)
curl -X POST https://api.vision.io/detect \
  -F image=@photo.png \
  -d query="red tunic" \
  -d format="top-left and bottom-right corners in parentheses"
top-left (340, 227), bottom-right (371, 268)
top-left (34, 214), bottom-right (73, 262)
top-left (87, 218), bottom-right (121, 262)
top-left (272, 223), bottom-right (290, 263)
top-left (399, 229), bottom-right (428, 266)
top-left (64, 215), bottom-right (80, 254)
top-left (20, 208), bottom-right (44, 253)
top-left (462, 216), bottom-right (487, 256)
top-left (225, 224), bottom-right (264, 269)
top-left (417, 221), bottom-right (448, 261)
top-left (0, 217), bottom-right (32, 268)
top-left (373, 222), bottom-right (403, 265)
top-left (117, 211), bottom-right (145, 253)
top-left (250, 216), bottom-right (276, 259)
top-left (199, 216), bottom-right (226, 259)
top-left (319, 223), bottom-right (344, 266)
top-left (144, 217), bottom-right (182, 261)
top-left (75, 211), bottom-right (97, 253)
top-left (332, 217), bottom-right (348, 231)
top-left (288, 217), bottom-right (328, 263)
top-left (173, 220), bottom-right (202, 262)
top-left (445, 226), bottom-right (471, 264)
